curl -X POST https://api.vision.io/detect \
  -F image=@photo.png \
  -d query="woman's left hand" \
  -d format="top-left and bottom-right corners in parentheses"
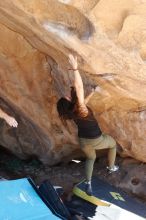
top-left (69, 54), bottom-right (78, 69)
top-left (5, 116), bottom-right (18, 127)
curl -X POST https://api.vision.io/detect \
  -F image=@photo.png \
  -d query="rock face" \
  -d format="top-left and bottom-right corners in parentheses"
top-left (0, 0), bottom-right (146, 165)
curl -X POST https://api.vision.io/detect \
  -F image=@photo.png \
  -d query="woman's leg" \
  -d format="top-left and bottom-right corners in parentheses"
top-left (93, 134), bottom-right (118, 171)
top-left (80, 143), bottom-right (96, 195)
top-left (106, 136), bottom-right (119, 171)
top-left (82, 145), bottom-right (96, 182)
top-left (108, 145), bottom-right (116, 168)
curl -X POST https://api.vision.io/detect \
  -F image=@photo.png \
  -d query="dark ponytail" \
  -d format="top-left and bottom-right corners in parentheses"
top-left (57, 87), bottom-right (78, 125)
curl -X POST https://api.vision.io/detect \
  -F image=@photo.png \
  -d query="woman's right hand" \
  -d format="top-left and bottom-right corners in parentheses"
top-left (69, 54), bottom-right (78, 69)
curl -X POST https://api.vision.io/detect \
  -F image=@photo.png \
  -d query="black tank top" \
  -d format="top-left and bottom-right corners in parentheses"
top-left (73, 108), bottom-right (102, 139)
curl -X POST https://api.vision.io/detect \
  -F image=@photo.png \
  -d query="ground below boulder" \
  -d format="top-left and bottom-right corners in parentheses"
top-left (0, 147), bottom-right (146, 205)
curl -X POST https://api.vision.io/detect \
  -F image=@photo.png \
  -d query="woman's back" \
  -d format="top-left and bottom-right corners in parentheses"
top-left (73, 107), bottom-right (102, 139)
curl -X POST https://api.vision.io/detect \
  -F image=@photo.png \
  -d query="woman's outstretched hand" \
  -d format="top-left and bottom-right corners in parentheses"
top-left (69, 54), bottom-right (78, 69)
top-left (5, 116), bottom-right (18, 127)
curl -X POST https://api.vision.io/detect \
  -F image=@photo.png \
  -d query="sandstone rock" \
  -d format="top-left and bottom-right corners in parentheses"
top-left (118, 159), bottom-right (146, 201)
top-left (0, 0), bottom-right (146, 165)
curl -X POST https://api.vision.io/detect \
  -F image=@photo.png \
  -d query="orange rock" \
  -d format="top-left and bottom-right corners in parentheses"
top-left (0, 0), bottom-right (146, 164)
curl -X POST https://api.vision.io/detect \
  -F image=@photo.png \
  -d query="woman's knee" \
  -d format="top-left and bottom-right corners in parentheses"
top-left (108, 136), bottom-right (116, 149)
top-left (88, 154), bottom-right (96, 161)
top-left (86, 158), bottom-right (96, 169)
top-left (82, 145), bottom-right (96, 159)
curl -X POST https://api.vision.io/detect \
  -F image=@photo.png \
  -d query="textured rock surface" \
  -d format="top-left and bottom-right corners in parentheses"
top-left (0, 0), bottom-right (146, 164)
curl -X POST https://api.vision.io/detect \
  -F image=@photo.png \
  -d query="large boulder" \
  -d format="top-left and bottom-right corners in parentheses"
top-left (0, 0), bottom-right (146, 165)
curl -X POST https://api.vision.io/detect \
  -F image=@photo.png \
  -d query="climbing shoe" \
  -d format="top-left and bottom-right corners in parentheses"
top-left (85, 182), bottom-right (93, 196)
top-left (107, 165), bottom-right (119, 173)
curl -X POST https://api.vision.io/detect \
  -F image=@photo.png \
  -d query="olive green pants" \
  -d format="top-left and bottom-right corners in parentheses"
top-left (79, 134), bottom-right (117, 182)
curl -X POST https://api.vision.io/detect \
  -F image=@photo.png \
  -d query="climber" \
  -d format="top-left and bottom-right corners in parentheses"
top-left (0, 107), bottom-right (18, 127)
top-left (57, 54), bottom-right (118, 196)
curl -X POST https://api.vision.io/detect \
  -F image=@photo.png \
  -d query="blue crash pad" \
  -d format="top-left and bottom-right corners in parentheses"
top-left (0, 178), bottom-right (60, 220)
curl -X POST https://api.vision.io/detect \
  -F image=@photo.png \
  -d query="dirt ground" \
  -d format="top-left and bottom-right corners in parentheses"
top-left (0, 147), bottom-right (146, 205)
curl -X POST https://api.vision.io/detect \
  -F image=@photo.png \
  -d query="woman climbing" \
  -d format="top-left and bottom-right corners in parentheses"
top-left (57, 54), bottom-right (118, 195)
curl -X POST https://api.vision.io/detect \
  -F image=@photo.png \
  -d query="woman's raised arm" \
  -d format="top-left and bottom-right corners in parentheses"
top-left (68, 54), bottom-right (85, 105)
top-left (68, 54), bottom-right (88, 117)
